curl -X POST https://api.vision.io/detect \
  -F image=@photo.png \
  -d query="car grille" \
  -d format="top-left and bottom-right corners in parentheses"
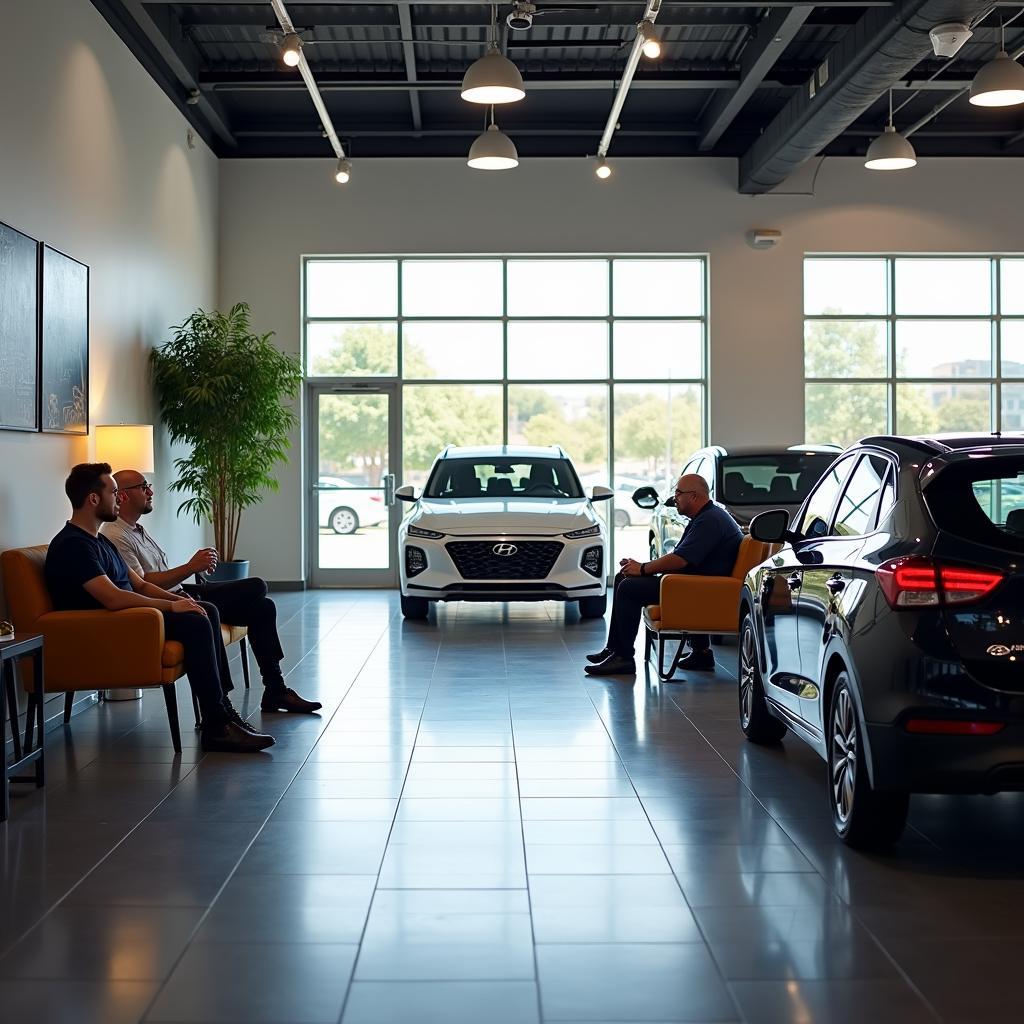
top-left (446, 541), bottom-right (564, 580)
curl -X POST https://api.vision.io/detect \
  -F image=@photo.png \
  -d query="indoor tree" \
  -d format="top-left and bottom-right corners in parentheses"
top-left (151, 302), bottom-right (302, 563)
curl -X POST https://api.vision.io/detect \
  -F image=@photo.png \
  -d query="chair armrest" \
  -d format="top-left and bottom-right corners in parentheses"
top-left (36, 608), bottom-right (168, 687)
top-left (656, 575), bottom-right (743, 632)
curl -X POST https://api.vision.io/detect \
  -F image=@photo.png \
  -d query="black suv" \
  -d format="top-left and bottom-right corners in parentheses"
top-left (739, 434), bottom-right (1024, 848)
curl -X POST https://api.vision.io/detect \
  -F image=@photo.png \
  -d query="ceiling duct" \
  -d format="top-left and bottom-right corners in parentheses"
top-left (738, 0), bottom-right (996, 194)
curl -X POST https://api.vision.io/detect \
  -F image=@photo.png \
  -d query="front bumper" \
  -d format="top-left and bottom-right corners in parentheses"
top-left (400, 534), bottom-right (607, 602)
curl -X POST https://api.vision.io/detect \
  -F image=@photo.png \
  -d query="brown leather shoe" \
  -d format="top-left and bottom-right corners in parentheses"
top-left (261, 687), bottom-right (323, 714)
top-left (201, 720), bottom-right (275, 753)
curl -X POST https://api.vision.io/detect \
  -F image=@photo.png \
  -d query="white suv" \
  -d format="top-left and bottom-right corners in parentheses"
top-left (396, 445), bottom-right (612, 620)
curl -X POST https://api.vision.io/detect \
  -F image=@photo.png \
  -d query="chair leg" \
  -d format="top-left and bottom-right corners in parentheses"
top-left (661, 638), bottom-right (687, 682)
top-left (63, 692), bottom-right (74, 725)
top-left (162, 685), bottom-right (183, 753)
top-left (239, 637), bottom-right (251, 689)
top-left (192, 692), bottom-right (202, 732)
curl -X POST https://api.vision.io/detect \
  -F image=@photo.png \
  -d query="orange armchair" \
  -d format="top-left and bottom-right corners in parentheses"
top-left (642, 536), bottom-right (778, 681)
top-left (0, 546), bottom-right (187, 751)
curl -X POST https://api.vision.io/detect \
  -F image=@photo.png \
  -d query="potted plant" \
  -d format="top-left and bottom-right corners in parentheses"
top-left (151, 302), bottom-right (302, 580)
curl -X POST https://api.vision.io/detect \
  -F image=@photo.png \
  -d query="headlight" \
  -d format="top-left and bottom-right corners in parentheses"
top-left (408, 525), bottom-right (445, 539)
top-left (564, 524), bottom-right (601, 539)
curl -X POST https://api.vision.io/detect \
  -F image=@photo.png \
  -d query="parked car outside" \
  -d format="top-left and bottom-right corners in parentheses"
top-left (738, 433), bottom-right (1024, 848)
top-left (317, 476), bottom-right (387, 535)
top-left (396, 445), bottom-right (612, 620)
top-left (580, 475), bottom-right (654, 529)
top-left (636, 444), bottom-right (842, 560)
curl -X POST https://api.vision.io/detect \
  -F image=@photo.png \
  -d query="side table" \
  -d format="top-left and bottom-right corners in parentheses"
top-left (1, 632), bottom-right (45, 820)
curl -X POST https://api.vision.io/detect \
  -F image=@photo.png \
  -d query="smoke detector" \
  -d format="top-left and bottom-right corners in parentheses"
top-left (929, 22), bottom-right (972, 59)
top-left (507, 3), bottom-right (537, 31)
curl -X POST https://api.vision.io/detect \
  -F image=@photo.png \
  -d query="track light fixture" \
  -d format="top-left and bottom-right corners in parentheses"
top-left (468, 108), bottom-right (518, 170)
top-left (461, 4), bottom-right (525, 104)
top-left (281, 31), bottom-right (303, 67)
top-left (639, 20), bottom-right (662, 60)
top-left (335, 158), bottom-right (352, 184)
top-left (595, 157), bottom-right (611, 180)
top-left (970, 20), bottom-right (1024, 107)
top-left (864, 90), bottom-right (916, 170)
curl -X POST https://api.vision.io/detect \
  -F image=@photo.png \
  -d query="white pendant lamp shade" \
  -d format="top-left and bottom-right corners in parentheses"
top-left (970, 51), bottom-right (1024, 107)
top-left (865, 125), bottom-right (917, 170)
top-left (467, 123), bottom-right (519, 170)
top-left (461, 45), bottom-right (525, 104)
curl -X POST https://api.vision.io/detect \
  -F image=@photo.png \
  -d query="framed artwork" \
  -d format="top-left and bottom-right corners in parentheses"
top-left (41, 244), bottom-right (89, 435)
top-left (0, 221), bottom-right (40, 432)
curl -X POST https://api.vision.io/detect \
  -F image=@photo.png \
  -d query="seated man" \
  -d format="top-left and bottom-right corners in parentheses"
top-left (103, 469), bottom-right (320, 715)
top-left (585, 473), bottom-right (743, 677)
top-left (45, 463), bottom-right (274, 753)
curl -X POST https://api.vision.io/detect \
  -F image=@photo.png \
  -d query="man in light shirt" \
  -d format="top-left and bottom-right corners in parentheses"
top-left (102, 469), bottom-right (321, 715)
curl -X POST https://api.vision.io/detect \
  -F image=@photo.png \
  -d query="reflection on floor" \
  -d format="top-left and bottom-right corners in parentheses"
top-left (1, 592), bottom-right (1022, 1023)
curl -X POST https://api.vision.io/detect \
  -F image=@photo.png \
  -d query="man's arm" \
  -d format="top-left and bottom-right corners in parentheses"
top-left (127, 568), bottom-right (191, 603)
top-left (83, 574), bottom-right (179, 612)
top-left (620, 553), bottom-right (687, 577)
top-left (136, 549), bottom-right (217, 591)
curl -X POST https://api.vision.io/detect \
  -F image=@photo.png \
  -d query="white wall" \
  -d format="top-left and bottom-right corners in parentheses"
top-left (220, 154), bottom-right (1024, 584)
top-left (0, 0), bottom-right (218, 604)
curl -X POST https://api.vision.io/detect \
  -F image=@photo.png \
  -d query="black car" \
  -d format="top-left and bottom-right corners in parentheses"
top-left (738, 434), bottom-right (1024, 848)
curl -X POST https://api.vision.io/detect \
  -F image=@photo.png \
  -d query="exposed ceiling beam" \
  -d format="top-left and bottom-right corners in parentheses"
top-left (698, 4), bottom-right (813, 151)
top-left (737, 0), bottom-right (997, 193)
top-left (92, 0), bottom-right (236, 147)
top-left (395, 3), bottom-right (422, 132)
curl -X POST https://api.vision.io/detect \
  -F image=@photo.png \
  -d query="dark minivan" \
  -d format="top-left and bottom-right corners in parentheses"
top-left (739, 434), bottom-right (1024, 848)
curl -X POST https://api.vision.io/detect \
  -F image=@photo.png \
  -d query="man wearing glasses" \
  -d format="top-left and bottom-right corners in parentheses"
top-left (585, 473), bottom-right (742, 677)
top-left (101, 469), bottom-right (320, 715)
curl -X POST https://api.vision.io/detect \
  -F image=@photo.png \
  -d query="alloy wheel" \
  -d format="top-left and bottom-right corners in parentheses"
top-left (331, 508), bottom-right (357, 534)
top-left (739, 626), bottom-right (755, 728)
top-left (830, 688), bottom-right (857, 825)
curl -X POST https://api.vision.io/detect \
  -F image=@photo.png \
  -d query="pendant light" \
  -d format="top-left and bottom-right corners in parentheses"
top-left (468, 108), bottom-right (518, 170)
top-left (461, 5), bottom-right (525, 104)
top-left (281, 31), bottom-right (302, 67)
top-left (639, 19), bottom-right (662, 60)
top-left (970, 20), bottom-right (1024, 107)
top-left (864, 89), bottom-right (917, 170)
top-left (594, 157), bottom-right (612, 179)
top-left (334, 158), bottom-right (352, 184)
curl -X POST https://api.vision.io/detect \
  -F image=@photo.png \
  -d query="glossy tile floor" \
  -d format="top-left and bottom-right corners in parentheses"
top-left (2, 592), bottom-right (1024, 1023)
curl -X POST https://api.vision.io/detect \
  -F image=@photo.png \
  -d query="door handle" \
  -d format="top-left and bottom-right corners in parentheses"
top-left (383, 473), bottom-right (396, 507)
top-left (826, 573), bottom-right (846, 595)
top-left (786, 572), bottom-right (802, 591)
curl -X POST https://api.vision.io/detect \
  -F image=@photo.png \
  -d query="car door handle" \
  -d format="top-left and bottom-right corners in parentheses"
top-left (786, 573), bottom-right (801, 591)
top-left (826, 573), bottom-right (846, 595)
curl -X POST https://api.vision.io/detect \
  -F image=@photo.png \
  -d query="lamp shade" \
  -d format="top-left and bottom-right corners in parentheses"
top-left (969, 51), bottom-right (1024, 107)
top-left (461, 46), bottom-right (525, 104)
top-left (467, 124), bottom-right (519, 170)
top-left (864, 125), bottom-right (917, 170)
top-left (95, 424), bottom-right (155, 474)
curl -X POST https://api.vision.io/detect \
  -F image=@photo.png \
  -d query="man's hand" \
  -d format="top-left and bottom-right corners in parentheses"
top-left (188, 548), bottom-right (219, 574)
top-left (169, 597), bottom-right (207, 617)
top-left (620, 558), bottom-right (643, 577)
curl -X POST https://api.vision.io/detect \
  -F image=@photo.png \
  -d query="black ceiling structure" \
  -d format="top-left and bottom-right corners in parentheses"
top-left (90, 2), bottom-right (1024, 191)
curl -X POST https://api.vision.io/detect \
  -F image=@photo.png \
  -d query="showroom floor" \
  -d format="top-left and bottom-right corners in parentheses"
top-left (1, 591), bottom-right (1022, 1023)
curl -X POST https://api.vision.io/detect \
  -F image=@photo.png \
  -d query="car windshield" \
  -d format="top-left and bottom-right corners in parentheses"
top-left (720, 453), bottom-right (836, 506)
top-left (425, 458), bottom-right (583, 499)
top-left (923, 453), bottom-right (1024, 554)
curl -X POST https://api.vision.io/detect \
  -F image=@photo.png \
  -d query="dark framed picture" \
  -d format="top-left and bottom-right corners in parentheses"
top-left (40, 244), bottom-right (89, 435)
top-left (0, 221), bottom-right (40, 432)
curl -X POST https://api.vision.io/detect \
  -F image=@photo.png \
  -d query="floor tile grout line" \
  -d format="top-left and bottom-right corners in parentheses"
top-left (132, 597), bottom-right (399, 1024)
top-left (335, 604), bottom-right (443, 1024)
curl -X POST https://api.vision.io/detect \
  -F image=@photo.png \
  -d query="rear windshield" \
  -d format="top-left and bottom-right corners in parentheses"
top-left (923, 454), bottom-right (1024, 553)
top-left (720, 453), bottom-right (836, 506)
top-left (425, 458), bottom-right (583, 499)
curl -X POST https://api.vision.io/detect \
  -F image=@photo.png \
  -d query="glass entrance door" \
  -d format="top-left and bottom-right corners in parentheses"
top-left (309, 384), bottom-right (400, 587)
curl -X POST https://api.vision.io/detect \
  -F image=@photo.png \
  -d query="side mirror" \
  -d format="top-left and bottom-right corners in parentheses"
top-left (749, 509), bottom-right (795, 544)
top-left (395, 485), bottom-right (417, 502)
top-left (590, 485), bottom-right (614, 502)
top-left (632, 485), bottom-right (660, 510)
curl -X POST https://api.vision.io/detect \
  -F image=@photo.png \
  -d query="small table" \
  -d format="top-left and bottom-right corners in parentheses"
top-left (0, 632), bottom-right (45, 820)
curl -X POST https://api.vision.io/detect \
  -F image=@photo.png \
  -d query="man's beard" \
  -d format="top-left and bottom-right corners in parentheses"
top-left (98, 508), bottom-right (119, 523)
top-left (142, 503), bottom-right (153, 515)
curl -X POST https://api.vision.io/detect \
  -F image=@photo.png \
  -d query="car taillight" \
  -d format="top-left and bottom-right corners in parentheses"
top-left (876, 556), bottom-right (1004, 609)
top-left (905, 719), bottom-right (1005, 736)
top-left (370, 495), bottom-right (383, 503)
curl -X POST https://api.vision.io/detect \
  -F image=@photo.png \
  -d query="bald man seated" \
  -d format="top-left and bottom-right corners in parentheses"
top-left (585, 473), bottom-right (743, 677)
top-left (102, 469), bottom-right (321, 715)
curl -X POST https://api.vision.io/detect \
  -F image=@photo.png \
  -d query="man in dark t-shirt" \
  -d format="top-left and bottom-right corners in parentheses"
top-left (44, 463), bottom-right (275, 753)
top-left (585, 473), bottom-right (743, 677)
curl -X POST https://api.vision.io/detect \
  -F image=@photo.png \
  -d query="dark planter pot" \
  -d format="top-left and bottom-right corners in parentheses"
top-left (203, 559), bottom-right (250, 583)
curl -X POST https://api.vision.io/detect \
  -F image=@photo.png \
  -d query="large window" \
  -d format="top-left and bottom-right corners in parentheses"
top-left (305, 256), bottom-right (707, 560)
top-left (804, 257), bottom-right (1024, 446)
